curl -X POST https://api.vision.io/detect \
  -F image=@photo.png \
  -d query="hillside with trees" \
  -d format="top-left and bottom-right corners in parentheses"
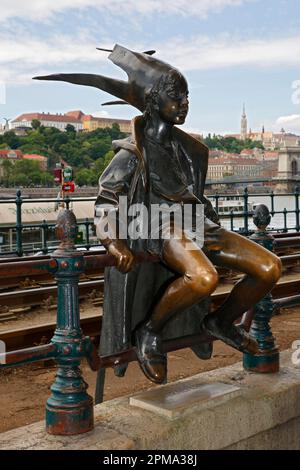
top-left (203, 134), bottom-right (264, 153)
top-left (0, 121), bottom-right (263, 187)
top-left (0, 158), bottom-right (54, 187)
top-left (0, 121), bottom-right (126, 187)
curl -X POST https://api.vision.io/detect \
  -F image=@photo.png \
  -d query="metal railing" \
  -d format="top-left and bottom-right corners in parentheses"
top-left (209, 187), bottom-right (300, 234)
top-left (1, 188), bottom-right (300, 257)
top-left (0, 201), bottom-right (283, 435)
top-left (0, 190), bottom-right (99, 257)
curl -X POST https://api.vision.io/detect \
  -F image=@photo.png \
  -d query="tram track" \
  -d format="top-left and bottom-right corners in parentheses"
top-left (0, 233), bottom-right (298, 290)
top-left (1, 237), bottom-right (300, 352)
top-left (0, 278), bottom-right (104, 310)
top-left (1, 251), bottom-right (300, 311)
top-left (1, 273), bottom-right (300, 352)
top-left (0, 253), bottom-right (300, 324)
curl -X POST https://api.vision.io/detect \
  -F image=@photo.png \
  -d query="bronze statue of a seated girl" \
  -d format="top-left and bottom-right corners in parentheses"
top-left (34, 45), bottom-right (282, 385)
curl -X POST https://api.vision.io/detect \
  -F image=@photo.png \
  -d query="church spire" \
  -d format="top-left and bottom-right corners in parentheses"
top-left (241, 103), bottom-right (247, 140)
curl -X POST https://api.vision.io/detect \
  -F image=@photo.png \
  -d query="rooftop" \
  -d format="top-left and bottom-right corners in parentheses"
top-left (12, 112), bottom-right (83, 124)
top-left (208, 157), bottom-right (259, 165)
top-left (23, 154), bottom-right (47, 161)
top-left (0, 149), bottom-right (23, 159)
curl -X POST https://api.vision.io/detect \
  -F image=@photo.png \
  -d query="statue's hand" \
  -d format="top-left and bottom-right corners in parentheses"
top-left (108, 240), bottom-right (135, 273)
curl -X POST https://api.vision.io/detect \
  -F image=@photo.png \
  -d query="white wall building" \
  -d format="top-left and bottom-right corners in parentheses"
top-left (11, 110), bottom-right (84, 132)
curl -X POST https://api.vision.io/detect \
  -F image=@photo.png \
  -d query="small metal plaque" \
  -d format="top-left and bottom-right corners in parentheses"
top-left (130, 379), bottom-right (240, 419)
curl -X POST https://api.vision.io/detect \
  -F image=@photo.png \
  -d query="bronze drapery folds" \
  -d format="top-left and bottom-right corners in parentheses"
top-left (34, 45), bottom-right (282, 385)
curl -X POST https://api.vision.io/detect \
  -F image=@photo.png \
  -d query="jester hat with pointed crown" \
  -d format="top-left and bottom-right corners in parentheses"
top-left (33, 44), bottom-right (185, 112)
top-left (34, 44), bottom-right (209, 197)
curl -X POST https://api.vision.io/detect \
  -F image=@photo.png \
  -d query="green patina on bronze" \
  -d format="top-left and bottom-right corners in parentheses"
top-left (243, 204), bottom-right (280, 373)
top-left (0, 44), bottom-right (284, 435)
top-left (45, 209), bottom-right (94, 435)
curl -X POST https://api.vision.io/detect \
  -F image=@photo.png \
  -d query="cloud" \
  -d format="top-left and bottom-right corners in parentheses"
top-left (161, 34), bottom-right (300, 71)
top-left (0, 0), bottom-right (252, 22)
top-left (88, 110), bottom-right (110, 118)
top-left (2, 28), bottom-right (300, 86)
top-left (0, 31), bottom-right (109, 84)
top-left (276, 114), bottom-right (300, 132)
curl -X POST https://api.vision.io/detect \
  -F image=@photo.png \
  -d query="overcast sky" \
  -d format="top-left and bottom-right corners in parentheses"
top-left (1, 0), bottom-right (300, 135)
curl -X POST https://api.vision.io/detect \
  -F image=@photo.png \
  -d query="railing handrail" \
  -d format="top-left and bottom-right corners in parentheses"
top-left (0, 204), bottom-right (282, 435)
top-left (1, 188), bottom-right (300, 257)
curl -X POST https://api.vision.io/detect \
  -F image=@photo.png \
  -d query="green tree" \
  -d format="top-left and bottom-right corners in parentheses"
top-left (9, 173), bottom-right (28, 187)
top-left (65, 124), bottom-right (76, 134)
top-left (0, 122), bottom-right (127, 182)
top-left (1, 131), bottom-right (21, 149)
top-left (1, 159), bottom-right (13, 179)
top-left (0, 159), bottom-right (54, 187)
top-left (31, 119), bottom-right (41, 130)
top-left (203, 135), bottom-right (264, 153)
top-left (94, 150), bottom-right (114, 177)
top-left (75, 168), bottom-right (94, 186)
top-left (41, 172), bottom-right (55, 187)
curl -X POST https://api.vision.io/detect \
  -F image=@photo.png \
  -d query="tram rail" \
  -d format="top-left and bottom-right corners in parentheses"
top-left (1, 272), bottom-right (300, 352)
top-left (0, 250), bottom-right (300, 315)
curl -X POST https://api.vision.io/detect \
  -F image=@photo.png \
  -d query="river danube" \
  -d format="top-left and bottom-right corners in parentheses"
top-left (217, 194), bottom-right (299, 232)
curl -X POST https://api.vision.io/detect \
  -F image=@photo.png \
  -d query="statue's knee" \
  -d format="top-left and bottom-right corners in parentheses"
top-left (271, 256), bottom-right (282, 282)
top-left (185, 266), bottom-right (218, 297)
top-left (261, 255), bottom-right (282, 285)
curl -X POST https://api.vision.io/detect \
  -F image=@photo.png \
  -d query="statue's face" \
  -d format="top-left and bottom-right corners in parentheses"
top-left (157, 72), bottom-right (189, 125)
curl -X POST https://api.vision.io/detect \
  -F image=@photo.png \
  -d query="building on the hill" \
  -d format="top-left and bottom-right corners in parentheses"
top-left (262, 150), bottom-right (279, 161)
top-left (260, 159), bottom-right (278, 178)
top-left (11, 126), bottom-right (30, 136)
top-left (11, 110), bottom-right (84, 132)
top-left (0, 149), bottom-right (23, 161)
top-left (10, 110), bottom-right (133, 134)
top-left (240, 148), bottom-right (254, 157)
top-left (10, 109), bottom-right (206, 139)
top-left (226, 106), bottom-right (300, 150)
top-left (82, 115), bottom-right (131, 133)
top-left (207, 156), bottom-right (261, 181)
top-left (0, 149), bottom-right (23, 178)
top-left (23, 154), bottom-right (48, 171)
top-left (0, 150), bottom-right (48, 177)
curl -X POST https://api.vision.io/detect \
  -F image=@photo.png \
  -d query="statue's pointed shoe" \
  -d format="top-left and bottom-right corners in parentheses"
top-left (191, 341), bottom-right (213, 360)
top-left (135, 325), bottom-right (167, 384)
top-left (203, 316), bottom-right (259, 355)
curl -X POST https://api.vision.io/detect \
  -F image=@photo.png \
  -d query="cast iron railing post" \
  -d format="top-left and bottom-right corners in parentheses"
top-left (84, 218), bottom-right (90, 250)
top-left (295, 187), bottom-right (300, 232)
top-left (270, 191), bottom-right (275, 216)
top-left (46, 208), bottom-right (94, 435)
top-left (214, 192), bottom-right (219, 215)
top-left (243, 187), bottom-right (249, 235)
top-left (230, 209), bottom-right (234, 231)
top-left (15, 190), bottom-right (23, 257)
top-left (41, 219), bottom-right (48, 254)
top-left (243, 204), bottom-right (279, 373)
top-left (283, 208), bottom-right (287, 232)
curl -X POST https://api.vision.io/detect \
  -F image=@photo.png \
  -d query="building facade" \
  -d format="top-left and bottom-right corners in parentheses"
top-left (277, 146), bottom-right (300, 180)
top-left (207, 156), bottom-right (261, 181)
top-left (23, 154), bottom-right (48, 171)
top-left (226, 106), bottom-right (300, 150)
top-left (82, 115), bottom-right (131, 133)
top-left (11, 111), bottom-right (84, 132)
top-left (0, 149), bottom-right (23, 177)
top-left (10, 110), bottom-right (134, 134)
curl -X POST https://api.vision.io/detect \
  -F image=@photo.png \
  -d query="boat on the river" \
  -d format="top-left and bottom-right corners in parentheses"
top-left (211, 195), bottom-right (255, 215)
